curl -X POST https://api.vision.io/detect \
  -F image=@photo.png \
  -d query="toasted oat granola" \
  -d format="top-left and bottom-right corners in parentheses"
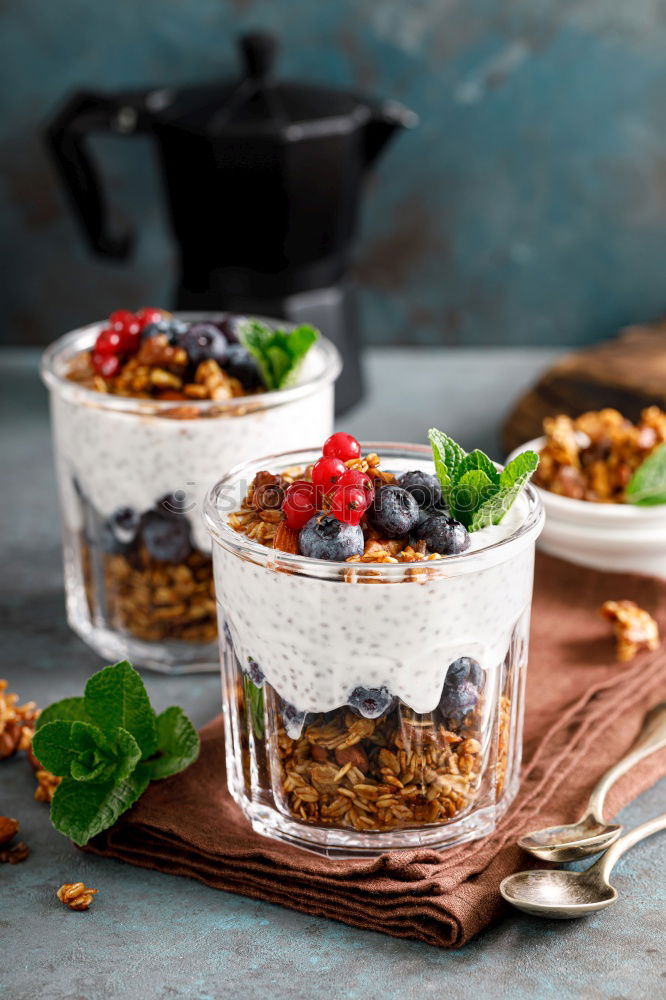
top-left (253, 685), bottom-right (510, 832)
top-left (67, 335), bottom-right (251, 403)
top-left (82, 541), bottom-right (217, 644)
top-left (228, 454), bottom-right (449, 565)
top-left (600, 599), bottom-right (661, 661)
top-left (534, 407), bottom-right (666, 502)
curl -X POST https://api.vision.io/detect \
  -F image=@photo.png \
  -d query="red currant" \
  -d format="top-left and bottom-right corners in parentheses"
top-left (311, 456), bottom-right (346, 495)
top-left (109, 309), bottom-right (142, 353)
top-left (338, 468), bottom-right (375, 502)
top-left (136, 307), bottom-right (164, 329)
top-left (282, 480), bottom-right (318, 530)
top-left (91, 351), bottom-right (121, 378)
top-left (94, 327), bottom-right (123, 356)
top-left (322, 432), bottom-right (361, 462)
top-left (330, 484), bottom-right (368, 526)
top-left (109, 309), bottom-right (141, 335)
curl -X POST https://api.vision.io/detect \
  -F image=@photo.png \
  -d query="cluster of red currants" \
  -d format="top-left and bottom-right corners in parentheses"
top-left (282, 433), bottom-right (375, 529)
top-left (91, 307), bottom-right (165, 378)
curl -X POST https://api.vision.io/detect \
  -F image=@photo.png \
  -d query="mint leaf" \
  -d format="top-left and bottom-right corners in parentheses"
top-left (68, 722), bottom-right (141, 784)
top-left (36, 696), bottom-right (88, 730)
top-left (32, 720), bottom-right (141, 784)
top-left (32, 721), bottom-right (79, 776)
top-left (428, 428), bottom-right (466, 503)
top-left (427, 428), bottom-right (539, 533)
top-left (469, 450), bottom-right (539, 531)
top-left (238, 320), bottom-right (318, 391)
top-left (626, 444), bottom-right (666, 506)
top-left (456, 450), bottom-right (500, 485)
top-left (38, 660), bottom-right (200, 846)
top-left (450, 470), bottom-right (498, 528)
top-left (243, 674), bottom-right (265, 740)
top-left (50, 765), bottom-right (151, 847)
top-left (147, 707), bottom-right (200, 780)
top-left (84, 661), bottom-right (157, 758)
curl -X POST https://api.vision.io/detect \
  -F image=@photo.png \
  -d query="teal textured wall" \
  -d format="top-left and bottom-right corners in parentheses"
top-left (2, 0), bottom-right (666, 346)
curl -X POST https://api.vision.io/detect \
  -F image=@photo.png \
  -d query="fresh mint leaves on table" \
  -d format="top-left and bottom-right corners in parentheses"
top-left (238, 319), bottom-right (318, 391)
top-left (428, 428), bottom-right (539, 531)
top-left (626, 443), bottom-right (666, 506)
top-left (32, 661), bottom-right (200, 846)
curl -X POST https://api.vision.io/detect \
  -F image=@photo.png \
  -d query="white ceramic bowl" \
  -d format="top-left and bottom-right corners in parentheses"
top-left (508, 437), bottom-right (666, 579)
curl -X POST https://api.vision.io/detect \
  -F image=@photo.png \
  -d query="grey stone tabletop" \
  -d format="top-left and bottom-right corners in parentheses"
top-left (1, 348), bottom-right (664, 1000)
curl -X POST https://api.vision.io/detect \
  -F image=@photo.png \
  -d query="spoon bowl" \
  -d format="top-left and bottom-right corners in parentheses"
top-left (519, 703), bottom-right (666, 861)
top-left (500, 868), bottom-right (618, 919)
top-left (518, 815), bottom-right (622, 862)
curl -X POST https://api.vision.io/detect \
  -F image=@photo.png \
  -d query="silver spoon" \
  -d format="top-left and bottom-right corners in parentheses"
top-left (518, 701), bottom-right (666, 862)
top-left (501, 811), bottom-right (666, 919)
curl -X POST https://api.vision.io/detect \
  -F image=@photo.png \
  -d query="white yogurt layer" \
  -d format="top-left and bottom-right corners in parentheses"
top-left (50, 382), bottom-right (334, 553)
top-left (213, 489), bottom-right (538, 717)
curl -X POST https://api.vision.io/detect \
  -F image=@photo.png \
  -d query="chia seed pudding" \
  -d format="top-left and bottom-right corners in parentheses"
top-left (204, 436), bottom-right (544, 856)
top-left (41, 310), bottom-right (340, 674)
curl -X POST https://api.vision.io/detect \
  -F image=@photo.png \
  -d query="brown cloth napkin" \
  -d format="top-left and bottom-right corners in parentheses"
top-left (85, 554), bottom-right (666, 948)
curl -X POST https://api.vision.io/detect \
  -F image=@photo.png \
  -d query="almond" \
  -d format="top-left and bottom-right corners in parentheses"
top-left (273, 522), bottom-right (299, 554)
top-left (334, 745), bottom-right (369, 771)
top-left (0, 816), bottom-right (19, 847)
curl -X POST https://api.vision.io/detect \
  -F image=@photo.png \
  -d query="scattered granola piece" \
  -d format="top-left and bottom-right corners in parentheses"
top-left (57, 883), bottom-right (99, 911)
top-left (35, 769), bottom-right (62, 803)
top-left (0, 840), bottom-right (29, 864)
top-left (0, 816), bottom-right (19, 846)
top-left (600, 599), bottom-right (661, 662)
top-left (0, 680), bottom-right (39, 760)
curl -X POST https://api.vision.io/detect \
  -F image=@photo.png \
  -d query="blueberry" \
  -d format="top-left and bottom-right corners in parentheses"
top-left (445, 656), bottom-right (483, 689)
top-left (104, 506), bottom-right (141, 553)
top-left (367, 485), bottom-right (420, 537)
top-left (299, 514), bottom-right (364, 561)
top-left (215, 314), bottom-right (248, 344)
top-left (348, 686), bottom-right (395, 719)
top-left (224, 343), bottom-right (263, 390)
top-left (140, 510), bottom-right (192, 563)
top-left (439, 680), bottom-right (480, 721)
top-left (178, 323), bottom-right (228, 367)
top-left (398, 471), bottom-right (442, 509)
top-left (413, 514), bottom-right (470, 555)
top-left (141, 317), bottom-right (188, 344)
top-left (280, 700), bottom-right (307, 738)
top-left (246, 657), bottom-right (265, 687)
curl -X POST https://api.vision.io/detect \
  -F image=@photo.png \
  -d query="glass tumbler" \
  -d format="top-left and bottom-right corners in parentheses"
top-left (205, 443), bottom-right (544, 857)
top-left (41, 317), bottom-right (341, 674)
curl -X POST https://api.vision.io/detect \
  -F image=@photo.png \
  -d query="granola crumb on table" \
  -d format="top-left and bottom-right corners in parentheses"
top-left (535, 406), bottom-right (666, 502)
top-left (57, 883), bottom-right (99, 911)
top-left (600, 599), bottom-right (661, 662)
top-left (0, 679), bottom-right (39, 760)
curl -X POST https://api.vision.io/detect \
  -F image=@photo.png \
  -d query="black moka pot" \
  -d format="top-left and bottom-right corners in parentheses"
top-left (45, 32), bottom-right (416, 412)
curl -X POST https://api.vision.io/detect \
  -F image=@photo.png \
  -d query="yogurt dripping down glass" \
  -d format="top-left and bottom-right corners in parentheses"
top-left (41, 316), bottom-right (340, 674)
top-left (205, 442), bottom-right (544, 856)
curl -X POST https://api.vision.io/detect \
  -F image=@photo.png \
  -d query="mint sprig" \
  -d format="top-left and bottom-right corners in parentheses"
top-left (626, 444), bottom-right (666, 506)
top-left (32, 661), bottom-right (200, 846)
top-left (427, 428), bottom-right (539, 531)
top-left (238, 320), bottom-right (318, 391)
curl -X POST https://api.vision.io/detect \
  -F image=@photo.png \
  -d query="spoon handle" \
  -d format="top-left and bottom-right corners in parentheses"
top-left (588, 702), bottom-right (666, 823)
top-left (594, 812), bottom-right (666, 882)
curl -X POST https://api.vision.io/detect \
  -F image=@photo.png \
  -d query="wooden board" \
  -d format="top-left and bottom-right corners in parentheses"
top-left (503, 320), bottom-right (666, 454)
